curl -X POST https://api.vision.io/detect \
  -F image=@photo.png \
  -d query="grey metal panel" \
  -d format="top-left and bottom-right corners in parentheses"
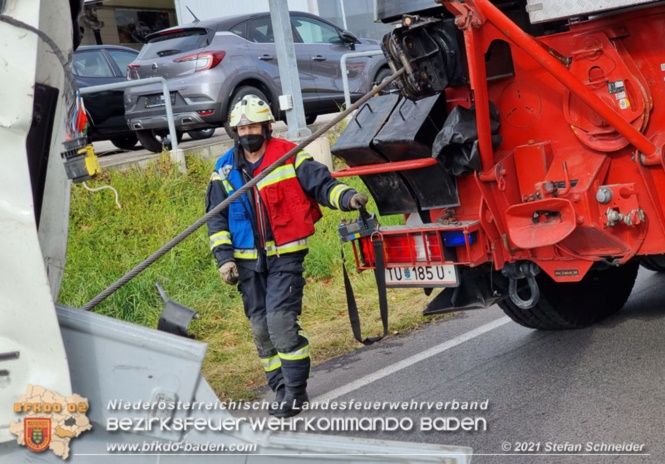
top-left (174, 0), bottom-right (311, 24)
top-left (374, 0), bottom-right (442, 23)
top-left (56, 305), bottom-right (207, 442)
top-left (526, 0), bottom-right (659, 23)
top-left (1, 309), bottom-right (475, 462)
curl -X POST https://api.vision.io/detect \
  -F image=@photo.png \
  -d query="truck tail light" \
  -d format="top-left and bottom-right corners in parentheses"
top-left (353, 226), bottom-right (483, 269)
top-left (173, 51), bottom-right (226, 71)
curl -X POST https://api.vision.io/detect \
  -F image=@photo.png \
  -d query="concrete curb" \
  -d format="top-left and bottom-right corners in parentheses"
top-left (99, 121), bottom-right (334, 172)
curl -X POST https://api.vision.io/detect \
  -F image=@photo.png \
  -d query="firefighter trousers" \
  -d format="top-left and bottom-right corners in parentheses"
top-left (236, 252), bottom-right (310, 392)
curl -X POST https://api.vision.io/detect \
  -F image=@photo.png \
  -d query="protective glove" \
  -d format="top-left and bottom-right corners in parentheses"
top-left (349, 193), bottom-right (369, 210)
top-left (219, 261), bottom-right (239, 285)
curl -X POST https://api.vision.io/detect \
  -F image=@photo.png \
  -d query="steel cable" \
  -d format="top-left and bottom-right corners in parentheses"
top-left (82, 68), bottom-right (405, 311)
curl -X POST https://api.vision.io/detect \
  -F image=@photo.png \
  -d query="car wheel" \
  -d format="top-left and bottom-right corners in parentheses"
top-left (374, 67), bottom-right (397, 93)
top-left (109, 134), bottom-right (139, 150)
top-left (187, 128), bottom-right (215, 140)
top-left (305, 115), bottom-right (317, 125)
top-left (136, 129), bottom-right (184, 153)
top-left (224, 86), bottom-right (271, 138)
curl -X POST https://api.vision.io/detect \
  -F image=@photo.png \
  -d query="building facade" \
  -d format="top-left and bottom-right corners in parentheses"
top-left (79, 0), bottom-right (395, 48)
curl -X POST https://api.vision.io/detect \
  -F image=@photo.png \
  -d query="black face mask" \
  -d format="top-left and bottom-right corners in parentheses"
top-left (239, 134), bottom-right (265, 153)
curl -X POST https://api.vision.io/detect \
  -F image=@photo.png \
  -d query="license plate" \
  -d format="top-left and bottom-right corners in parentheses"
top-left (145, 93), bottom-right (176, 108)
top-left (385, 265), bottom-right (458, 288)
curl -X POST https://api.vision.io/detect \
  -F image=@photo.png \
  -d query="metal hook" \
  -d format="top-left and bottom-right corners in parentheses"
top-left (503, 262), bottom-right (541, 310)
top-left (508, 271), bottom-right (540, 309)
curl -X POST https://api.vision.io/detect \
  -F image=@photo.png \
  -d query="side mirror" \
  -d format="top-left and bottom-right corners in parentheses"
top-left (339, 30), bottom-right (358, 50)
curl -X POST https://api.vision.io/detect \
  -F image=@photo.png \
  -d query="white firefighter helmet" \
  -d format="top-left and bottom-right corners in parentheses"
top-left (229, 94), bottom-right (275, 127)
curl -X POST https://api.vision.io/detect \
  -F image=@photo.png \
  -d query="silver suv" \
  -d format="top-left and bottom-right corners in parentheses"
top-left (124, 11), bottom-right (389, 152)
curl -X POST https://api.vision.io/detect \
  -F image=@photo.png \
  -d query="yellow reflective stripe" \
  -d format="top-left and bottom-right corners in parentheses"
top-left (233, 248), bottom-right (258, 260)
top-left (329, 184), bottom-right (350, 209)
top-left (266, 243), bottom-right (308, 256)
top-left (257, 165), bottom-right (296, 189)
top-left (265, 239), bottom-right (308, 256)
top-left (296, 318), bottom-right (309, 341)
top-left (209, 231), bottom-right (231, 249)
top-left (260, 355), bottom-right (282, 372)
top-left (210, 172), bottom-right (222, 182)
top-left (295, 151), bottom-right (312, 169)
top-left (279, 344), bottom-right (310, 361)
top-left (222, 179), bottom-right (233, 194)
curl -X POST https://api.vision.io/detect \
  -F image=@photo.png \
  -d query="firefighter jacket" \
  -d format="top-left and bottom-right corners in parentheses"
top-left (206, 137), bottom-right (358, 267)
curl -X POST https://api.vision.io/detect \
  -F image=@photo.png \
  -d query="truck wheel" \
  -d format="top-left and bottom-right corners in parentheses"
top-left (640, 255), bottom-right (665, 272)
top-left (136, 129), bottom-right (183, 153)
top-left (498, 261), bottom-right (639, 330)
top-left (224, 86), bottom-right (271, 138)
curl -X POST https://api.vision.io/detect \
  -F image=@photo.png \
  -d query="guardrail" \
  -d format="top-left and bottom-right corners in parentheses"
top-left (79, 77), bottom-right (186, 171)
top-left (340, 50), bottom-right (385, 110)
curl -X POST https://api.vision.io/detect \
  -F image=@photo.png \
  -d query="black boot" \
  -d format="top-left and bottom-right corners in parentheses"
top-left (273, 385), bottom-right (309, 418)
top-left (268, 386), bottom-right (286, 416)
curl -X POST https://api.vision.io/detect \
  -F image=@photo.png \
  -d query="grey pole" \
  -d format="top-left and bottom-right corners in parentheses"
top-left (339, 0), bottom-right (348, 30)
top-left (268, 0), bottom-right (311, 140)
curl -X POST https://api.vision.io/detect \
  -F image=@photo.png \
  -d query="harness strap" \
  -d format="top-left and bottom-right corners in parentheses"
top-left (341, 237), bottom-right (389, 345)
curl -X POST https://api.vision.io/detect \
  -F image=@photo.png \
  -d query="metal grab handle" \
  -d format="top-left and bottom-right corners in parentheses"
top-left (332, 158), bottom-right (437, 178)
top-left (258, 54), bottom-right (274, 61)
top-left (311, 55), bottom-right (326, 62)
top-left (352, 100), bottom-right (375, 129)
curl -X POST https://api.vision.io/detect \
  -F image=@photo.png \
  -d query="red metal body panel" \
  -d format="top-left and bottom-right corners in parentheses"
top-left (354, 1), bottom-right (665, 283)
top-left (422, 0), bottom-right (665, 282)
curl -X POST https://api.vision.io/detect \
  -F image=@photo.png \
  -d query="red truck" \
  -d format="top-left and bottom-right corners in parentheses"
top-left (332, 0), bottom-right (665, 330)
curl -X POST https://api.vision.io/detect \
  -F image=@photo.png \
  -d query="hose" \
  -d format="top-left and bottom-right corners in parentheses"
top-left (81, 68), bottom-right (406, 312)
top-left (82, 181), bottom-right (122, 209)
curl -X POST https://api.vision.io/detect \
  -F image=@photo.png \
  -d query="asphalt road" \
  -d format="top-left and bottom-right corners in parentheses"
top-left (294, 268), bottom-right (665, 463)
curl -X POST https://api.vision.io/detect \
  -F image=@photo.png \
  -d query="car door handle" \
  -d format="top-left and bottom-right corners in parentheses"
top-left (311, 55), bottom-right (326, 62)
top-left (258, 54), bottom-right (274, 61)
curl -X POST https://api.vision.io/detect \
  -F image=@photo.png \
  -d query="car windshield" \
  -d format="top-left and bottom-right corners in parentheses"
top-left (139, 29), bottom-right (210, 59)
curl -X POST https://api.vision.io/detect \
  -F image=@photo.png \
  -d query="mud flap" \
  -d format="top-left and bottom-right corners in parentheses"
top-left (423, 269), bottom-right (502, 315)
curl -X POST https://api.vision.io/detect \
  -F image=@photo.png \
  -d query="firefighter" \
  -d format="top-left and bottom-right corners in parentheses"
top-left (205, 95), bottom-right (368, 417)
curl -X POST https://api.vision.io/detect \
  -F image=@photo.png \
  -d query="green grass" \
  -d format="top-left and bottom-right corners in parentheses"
top-left (59, 141), bottom-right (447, 400)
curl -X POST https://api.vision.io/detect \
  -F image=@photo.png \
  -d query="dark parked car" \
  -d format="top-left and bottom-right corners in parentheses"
top-left (73, 45), bottom-right (140, 150)
top-left (124, 11), bottom-right (389, 152)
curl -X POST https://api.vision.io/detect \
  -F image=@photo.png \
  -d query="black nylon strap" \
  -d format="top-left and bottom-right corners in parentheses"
top-left (341, 238), bottom-right (389, 345)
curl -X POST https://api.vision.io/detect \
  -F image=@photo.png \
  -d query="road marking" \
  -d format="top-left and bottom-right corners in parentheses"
top-left (314, 317), bottom-right (511, 403)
